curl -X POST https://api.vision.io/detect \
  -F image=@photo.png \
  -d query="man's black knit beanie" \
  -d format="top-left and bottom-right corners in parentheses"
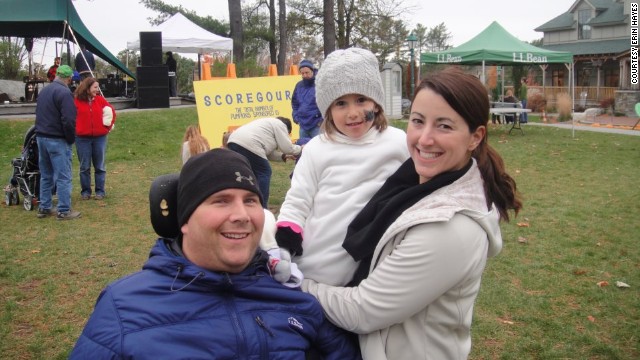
top-left (177, 148), bottom-right (262, 226)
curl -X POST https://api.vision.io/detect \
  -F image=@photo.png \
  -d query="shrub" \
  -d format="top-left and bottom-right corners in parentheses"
top-left (528, 92), bottom-right (546, 112)
top-left (599, 97), bottom-right (615, 112)
top-left (545, 94), bottom-right (555, 112)
top-left (557, 92), bottom-right (572, 121)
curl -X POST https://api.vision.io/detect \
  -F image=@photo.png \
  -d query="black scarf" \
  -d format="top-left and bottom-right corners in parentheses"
top-left (342, 158), bottom-right (472, 286)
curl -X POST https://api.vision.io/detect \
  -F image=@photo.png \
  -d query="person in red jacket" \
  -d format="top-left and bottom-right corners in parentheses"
top-left (46, 57), bottom-right (61, 82)
top-left (74, 77), bottom-right (116, 200)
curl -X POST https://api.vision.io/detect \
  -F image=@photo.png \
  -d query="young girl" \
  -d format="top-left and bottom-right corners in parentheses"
top-left (181, 125), bottom-right (210, 164)
top-left (271, 48), bottom-right (410, 287)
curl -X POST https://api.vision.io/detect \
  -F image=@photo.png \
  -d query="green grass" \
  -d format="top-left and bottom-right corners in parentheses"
top-left (1, 110), bottom-right (639, 359)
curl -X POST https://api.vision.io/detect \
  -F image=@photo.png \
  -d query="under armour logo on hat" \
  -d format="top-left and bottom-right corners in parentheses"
top-left (235, 172), bottom-right (255, 185)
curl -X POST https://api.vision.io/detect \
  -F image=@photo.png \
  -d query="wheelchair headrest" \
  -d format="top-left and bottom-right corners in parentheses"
top-left (149, 173), bottom-right (180, 238)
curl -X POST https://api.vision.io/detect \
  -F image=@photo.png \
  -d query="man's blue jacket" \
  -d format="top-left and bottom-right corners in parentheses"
top-left (69, 239), bottom-right (361, 359)
top-left (34, 79), bottom-right (76, 144)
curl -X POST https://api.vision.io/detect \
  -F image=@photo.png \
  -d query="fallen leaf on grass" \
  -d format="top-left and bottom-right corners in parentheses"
top-left (31, 249), bottom-right (40, 254)
top-left (497, 317), bottom-right (514, 325)
top-left (587, 315), bottom-right (596, 322)
top-left (596, 281), bottom-right (609, 287)
top-left (615, 281), bottom-right (630, 288)
top-left (573, 269), bottom-right (587, 276)
top-left (517, 222), bottom-right (529, 227)
top-left (517, 236), bottom-right (527, 244)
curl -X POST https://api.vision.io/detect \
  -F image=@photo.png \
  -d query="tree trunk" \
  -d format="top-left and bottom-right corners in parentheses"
top-left (323, 0), bottom-right (336, 56)
top-left (277, 0), bottom-right (287, 75)
top-left (269, 0), bottom-right (277, 66)
top-left (228, 0), bottom-right (244, 63)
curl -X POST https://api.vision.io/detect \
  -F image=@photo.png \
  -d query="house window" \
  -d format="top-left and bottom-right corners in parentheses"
top-left (579, 67), bottom-right (592, 86)
top-left (394, 69), bottom-right (401, 95)
top-left (552, 69), bottom-right (565, 86)
top-left (603, 68), bottom-right (619, 87)
top-left (578, 10), bottom-right (592, 40)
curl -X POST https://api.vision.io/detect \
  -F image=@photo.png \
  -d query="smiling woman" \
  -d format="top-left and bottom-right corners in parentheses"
top-left (301, 67), bottom-right (523, 360)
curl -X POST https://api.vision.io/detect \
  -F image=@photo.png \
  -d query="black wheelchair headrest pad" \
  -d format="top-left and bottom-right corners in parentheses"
top-left (149, 173), bottom-right (180, 238)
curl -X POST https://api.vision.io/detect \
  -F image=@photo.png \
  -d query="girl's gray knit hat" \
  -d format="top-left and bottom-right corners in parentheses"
top-left (315, 47), bottom-right (385, 117)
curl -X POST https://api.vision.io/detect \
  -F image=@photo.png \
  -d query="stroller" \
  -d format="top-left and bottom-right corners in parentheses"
top-left (4, 125), bottom-right (40, 211)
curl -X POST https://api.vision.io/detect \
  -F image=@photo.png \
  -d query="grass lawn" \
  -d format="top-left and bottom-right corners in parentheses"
top-left (1, 107), bottom-right (638, 359)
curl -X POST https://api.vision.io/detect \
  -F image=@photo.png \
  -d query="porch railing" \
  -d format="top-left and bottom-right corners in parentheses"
top-left (505, 86), bottom-right (617, 108)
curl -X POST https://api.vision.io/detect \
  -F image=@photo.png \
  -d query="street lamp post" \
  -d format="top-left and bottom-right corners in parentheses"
top-left (406, 32), bottom-right (418, 99)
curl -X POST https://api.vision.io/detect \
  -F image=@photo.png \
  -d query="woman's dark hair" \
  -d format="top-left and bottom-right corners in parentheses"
top-left (74, 77), bottom-right (98, 101)
top-left (277, 116), bottom-right (293, 134)
top-left (415, 67), bottom-right (522, 221)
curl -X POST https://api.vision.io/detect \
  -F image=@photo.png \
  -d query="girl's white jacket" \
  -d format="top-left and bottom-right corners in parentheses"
top-left (278, 126), bottom-right (409, 286)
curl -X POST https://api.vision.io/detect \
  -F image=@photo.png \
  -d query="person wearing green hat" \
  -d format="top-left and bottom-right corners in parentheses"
top-left (34, 64), bottom-right (81, 220)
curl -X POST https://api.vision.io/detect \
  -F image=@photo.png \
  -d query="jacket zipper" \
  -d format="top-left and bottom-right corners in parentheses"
top-left (255, 316), bottom-right (274, 337)
top-left (255, 315), bottom-right (272, 359)
top-left (89, 98), bottom-right (94, 137)
top-left (224, 287), bottom-right (248, 359)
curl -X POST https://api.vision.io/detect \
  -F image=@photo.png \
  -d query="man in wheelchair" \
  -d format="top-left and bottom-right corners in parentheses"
top-left (69, 149), bottom-right (360, 359)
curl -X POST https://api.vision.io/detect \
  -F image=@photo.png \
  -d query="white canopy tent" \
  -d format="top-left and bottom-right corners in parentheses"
top-left (126, 12), bottom-right (232, 55)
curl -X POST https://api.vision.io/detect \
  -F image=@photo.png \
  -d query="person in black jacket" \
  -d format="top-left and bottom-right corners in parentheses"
top-left (34, 65), bottom-right (81, 220)
top-left (74, 44), bottom-right (95, 80)
top-left (166, 51), bottom-right (177, 97)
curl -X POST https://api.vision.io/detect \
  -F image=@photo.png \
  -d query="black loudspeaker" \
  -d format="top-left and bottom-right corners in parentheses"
top-left (137, 66), bottom-right (169, 87)
top-left (137, 87), bottom-right (170, 109)
top-left (140, 31), bottom-right (162, 66)
top-left (137, 65), bottom-right (169, 109)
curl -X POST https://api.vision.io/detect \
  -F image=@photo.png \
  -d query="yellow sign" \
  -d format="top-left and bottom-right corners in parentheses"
top-left (194, 75), bottom-right (300, 148)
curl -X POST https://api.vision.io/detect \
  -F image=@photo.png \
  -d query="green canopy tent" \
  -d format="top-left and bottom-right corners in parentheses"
top-left (421, 21), bottom-right (574, 130)
top-left (0, 0), bottom-right (135, 79)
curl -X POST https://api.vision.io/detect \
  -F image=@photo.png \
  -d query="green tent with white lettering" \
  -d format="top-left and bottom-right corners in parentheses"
top-left (420, 21), bottom-right (575, 134)
top-left (420, 21), bottom-right (574, 124)
top-left (420, 21), bottom-right (573, 90)
top-left (421, 21), bottom-right (573, 66)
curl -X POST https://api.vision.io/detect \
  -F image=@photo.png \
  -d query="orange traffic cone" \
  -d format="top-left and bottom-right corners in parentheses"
top-left (201, 62), bottom-right (212, 80)
top-left (289, 64), bottom-right (299, 75)
top-left (268, 64), bottom-right (278, 76)
top-left (226, 63), bottom-right (237, 78)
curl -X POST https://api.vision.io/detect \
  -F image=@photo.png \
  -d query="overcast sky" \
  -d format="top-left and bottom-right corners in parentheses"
top-left (34, 0), bottom-right (574, 64)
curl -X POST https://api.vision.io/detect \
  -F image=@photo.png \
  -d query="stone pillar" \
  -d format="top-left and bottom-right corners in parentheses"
top-left (614, 90), bottom-right (640, 116)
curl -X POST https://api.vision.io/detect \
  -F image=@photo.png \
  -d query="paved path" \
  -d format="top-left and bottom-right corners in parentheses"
top-left (525, 122), bottom-right (640, 136)
top-left (528, 112), bottom-right (640, 136)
